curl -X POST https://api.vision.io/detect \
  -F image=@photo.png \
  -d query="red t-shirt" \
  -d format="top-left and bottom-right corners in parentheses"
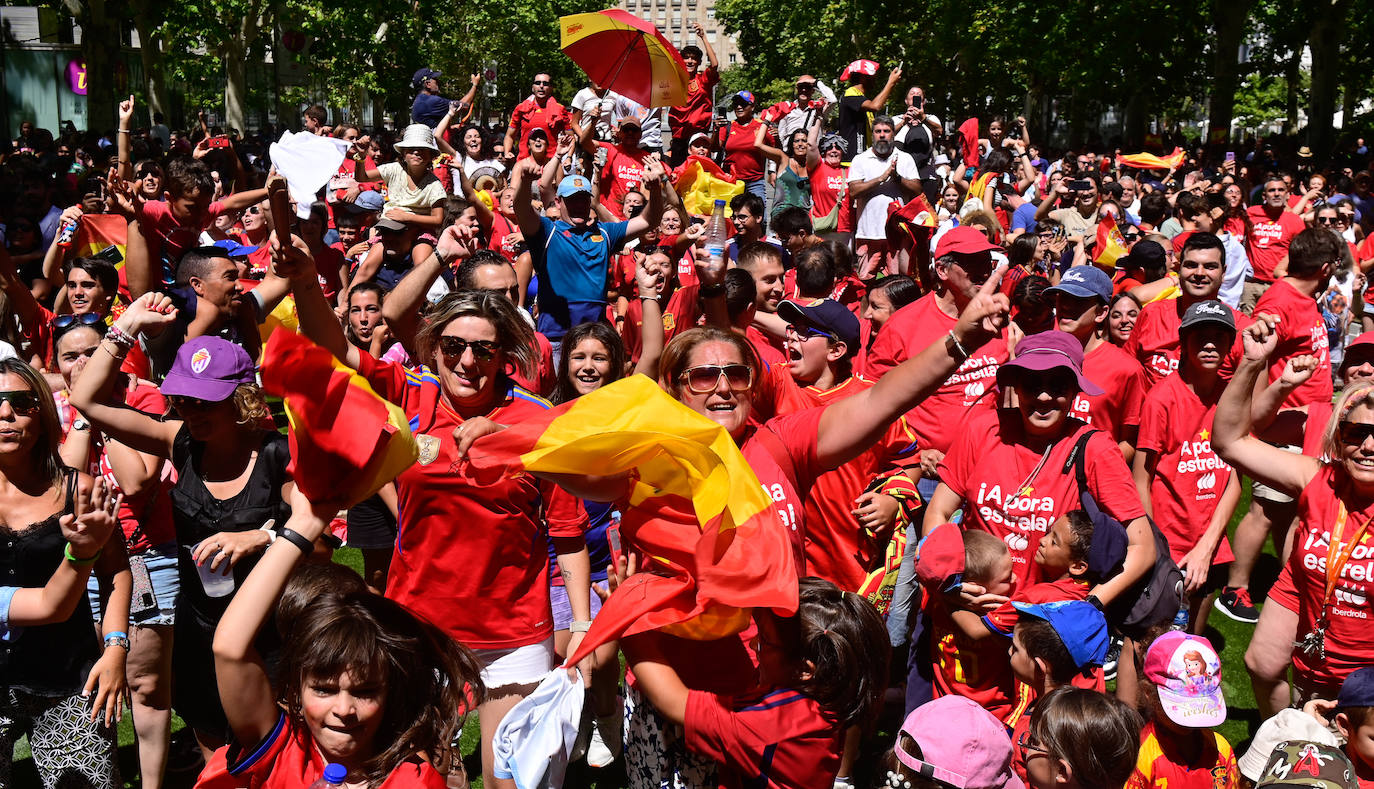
top-left (599, 142), bottom-right (651, 215)
top-left (1245, 205), bottom-right (1306, 281)
top-left (685, 687), bottom-right (840, 789)
top-left (138, 199), bottom-right (227, 265)
top-left (746, 325), bottom-right (787, 368)
top-left (1125, 299), bottom-right (1248, 387)
top-left (1253, 279), bottom-right (1332, 408)
top-left (1171, 229), bottom-right (1197, 259)
top-left (1222, 214), bottom-right (1247, 242)
top-left (509, 331), bottom-right (557, 398)
top-left (620, 284), bottom-right (702, 362)
top-left (1126, 722), bottom-right (1238, 789)
top-left (939, 409), bottom-right (1145, 587)
top-left (717, 120), bottom-right (774, 183)
top-left (107, 381), bottom-right (175, 552)
top-left (1357, 235), bottom-right (1374, 268)
top-left (509, 97), bottom-right (570, 159)
top-left (809, 161), bottom-right (848, 220)
top-left (865, 293), bottom-right (1008, 455)
top-left (669, 66), bottom-right (720, 138)
top-left (741, 407), bottom-right (826, 569)
top-left (1137, 373), bottom-right (1236, 565)
top-left (782, 376), bottom-right (919, 590)
top-left (313, 244), bottom-right (345, 301)
top-left (1303, 401), bottom-right (1335, 459)
top-left (1068, 341), bottom-right (1147, 443)
top-left (1265, 465), bottom-right (1374, 695)
top-left (358, 355), bottom-right (588, 649)
top-left (928, 594), bottom-right (1018, 721)
top-left (196, 711), bottom-right (446, 789)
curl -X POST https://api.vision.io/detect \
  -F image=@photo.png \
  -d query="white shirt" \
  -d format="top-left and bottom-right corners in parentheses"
top-left (572, 88), bottom-right (619, 141)
top-left (848, 148), bottom-right (918, 240)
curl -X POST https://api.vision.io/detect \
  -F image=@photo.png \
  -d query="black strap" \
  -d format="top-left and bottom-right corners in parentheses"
top-left (62, 467), bottom-right (78, 512)
top-left (1061, 430), bottom-right (1096, 491)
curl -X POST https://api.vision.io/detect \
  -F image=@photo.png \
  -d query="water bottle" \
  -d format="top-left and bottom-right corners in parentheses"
top-left (705, 199), bottom-right (728, 269)
top-left (1171, 602), bottom-right (1189, 632)
top-left (308, 763), bottom-right (348, 789)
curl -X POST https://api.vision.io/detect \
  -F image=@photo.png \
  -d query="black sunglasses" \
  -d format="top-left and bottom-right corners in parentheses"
top-left (1339, 421), bottom-right (1374, 447)
top-left (437, 336), bottom-right (499, 362)
top-left (167, 394), bottom-right (217, 411)
top-left (0, 390), bottom-right (42, 415)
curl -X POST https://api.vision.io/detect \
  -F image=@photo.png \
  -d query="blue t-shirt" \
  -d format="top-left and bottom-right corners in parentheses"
top-left (0, 585), bottom-right (19, 642)
top-left (1011, 202), bottom-right (1039, 234)
top-left (411, 93), bottom-right (452, 128)
top-left (532, 217), bottom-right (629, 340)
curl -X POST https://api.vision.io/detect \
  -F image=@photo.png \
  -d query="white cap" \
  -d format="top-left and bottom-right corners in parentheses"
top-left (1239, 709), bottom-right (1340, 782)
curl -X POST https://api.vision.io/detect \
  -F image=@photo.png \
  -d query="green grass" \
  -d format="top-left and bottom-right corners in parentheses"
top-left (14, 494), bottom-right (1281, 787)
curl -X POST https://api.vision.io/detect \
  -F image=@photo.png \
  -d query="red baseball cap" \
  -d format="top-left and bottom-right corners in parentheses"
top-left (916, 523), bottom-right (965, 592)
top-left (934, 225), bottom-right (1000, 259)
top-left (1340, 333), bottom-right (1374, 373)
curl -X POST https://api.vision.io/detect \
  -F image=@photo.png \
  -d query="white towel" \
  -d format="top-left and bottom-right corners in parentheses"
top-left (492, 670), bottom-right (585, 789)
top-left (268, 132), bottom-right (352, 219)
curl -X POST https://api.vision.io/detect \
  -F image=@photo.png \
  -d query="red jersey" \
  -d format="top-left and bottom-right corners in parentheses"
top-left (741, 407), bottom-right (826, 569)
top-left (1357, 235), bottom-right (1374, 268)
top-left (1303, 401), bottom-right (1335, 459)
top-left (107, 382), bottom-right (175, 552)
top-left (1245, 205), bottom-right (1305, 281)
top-left (669, 66), bottom-right (719, 138)
top-left (717, 120), bottom-right (774, 183)
top-left (1172, 230), bottom-right (1198, 259)
top-left (1068, 340), bottom-right (1147, 443)
top-left (865, 293), bottom-right (1008, 454)
top-left (1137, 373), bottom-right (1235, 565)
top-left (1221, 214), bottom-right (1247, 242)
top-left (620, 284), bottom-right (702, 362)
top-left (598, 142), bottom-right (651, 215)
top-left (312, 244), bottom-right (345, 301)
top-left (1266, 465), bottom-right (1374, 695)
top-left (1126, 722), bottom-right (1239, 789)
top-left (1125, 299), bottom-right (1248, 387)
top-left (809, 161), bottom-right (848, 220)
top-left (939, 409), bottom-right (1145, 587)
top-left (195, 711), bottom-right (446, 789)
top-left (685, 688), bottom-right (841, 789)
top-left (785, 376), bottom-right (919, 590)
top-left (138, 199), bottom-right (227, 264)
top-left (1253, 279), bottom-right (1332, 408)
top-left (508, 97), bottom-right (570, 159)
top-left (357, 355), bottom-right (588, 649)
top-left (928, 595), bottom-right (1017, 721)
top-left (747, 325), bottom-right (787, 367)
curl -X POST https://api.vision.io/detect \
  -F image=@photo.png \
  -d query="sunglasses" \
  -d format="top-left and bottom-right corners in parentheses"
top-left (1014, 373), bottom-right (1078, 399)
top-left (243, 206), bottom-right (262, 215)
top-left (533, 80), bottom-right (551, 86)
top-left (168, 394), bottom-right (217, 411)
top-left (1317, 216), bottom-right (1338, 225)
top-left (52, 313), bottom-right (104, 331)
top-left (796, 82), bottom-right (816, 90)
top-left (1122, 231), bottom-right (1143, 241)
top-left (680, 364), bottom-right (753, 394)
top-left (437, 336), bottom-right (499, 362)
top-left (0, 390), bottom-right (42, 415)
top-left (1339, 421), bottom-right (1374, 447)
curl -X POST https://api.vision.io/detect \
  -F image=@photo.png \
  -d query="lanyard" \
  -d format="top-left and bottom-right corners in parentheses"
top-left (1319, 502), bottom-right (1374, 620)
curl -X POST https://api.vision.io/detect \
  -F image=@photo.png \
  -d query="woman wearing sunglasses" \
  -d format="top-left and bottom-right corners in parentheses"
top-left (284, 238), bottom-right (593, 788)
top-left (0, 357), bottom-right (130, 789)
top-left (70, 295), bottom-right (292, 762)
top-left (1216, 317), bottom-right (1374, 717)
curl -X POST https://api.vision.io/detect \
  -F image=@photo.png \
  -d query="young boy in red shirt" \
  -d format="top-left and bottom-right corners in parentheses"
top-left (1334, 667), bottom-right (1374, 789)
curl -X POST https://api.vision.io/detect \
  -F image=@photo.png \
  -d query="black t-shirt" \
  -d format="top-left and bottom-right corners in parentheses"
top-left (837, 88), bottom-right (868, 166)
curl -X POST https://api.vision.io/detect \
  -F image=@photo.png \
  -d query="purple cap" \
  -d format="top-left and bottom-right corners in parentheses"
top-left (777, 298), bottom-right (861, 356)
top-left (995, 330), bottom-right (1103, 396)
top-left (160, 336), bottom-right (255, 402)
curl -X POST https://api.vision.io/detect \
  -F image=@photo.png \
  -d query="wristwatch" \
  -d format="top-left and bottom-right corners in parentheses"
top-left (71, 418), bottom-right (90, 432)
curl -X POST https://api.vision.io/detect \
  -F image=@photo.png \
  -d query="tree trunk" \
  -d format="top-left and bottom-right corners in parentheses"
top-left (76, 0), bottom-right (121, 131)
top-left (223, 12), bottom-right (261, 134)
top-left (1283, 48), bottom-right (1300, 136)
top-left (1207, 0), bottom-right (1254, 146)
top-left (130, 0), bottom-right (168, 123)
top-left (1306, 0), bottom-right (1348, 163)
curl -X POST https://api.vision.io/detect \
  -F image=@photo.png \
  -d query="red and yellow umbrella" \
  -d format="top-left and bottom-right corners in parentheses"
top-left (559, 9), bottom-right (689, 107)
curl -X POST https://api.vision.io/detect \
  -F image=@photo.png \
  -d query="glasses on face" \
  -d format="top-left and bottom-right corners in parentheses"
top-left (533, 80), bottom-right (551, 86)
top-left (437, 336), bottom-right (499, 362)
top-left (1317, 216), bottom-right (1338, 225)
top-left (0, 390), bottom-right (41, 415)
top-left (1017, 373), bottom-right (1078, 399)
top-left (796, 83), bottom-right (816, 91)
top-left (1017, 731), bottom-right (1049, 756)
top-left (786, 324), bottom-right (836, 342)
top-left (243, 206), bottom-right (262, 215)
top-left (52, 313), bottom-right (103, 331)
top-left (681, 364), bottom-right (753, 394)
top-left (1122, 231), bottom-right (1142, 242)
top-left (167, 394), bottom-right (218, 412)
top-left (1339, 421), bottom-right (1374, 447)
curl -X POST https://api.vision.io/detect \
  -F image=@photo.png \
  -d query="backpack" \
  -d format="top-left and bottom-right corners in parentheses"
top-left (1063, 430), bottom-right (1184, 635)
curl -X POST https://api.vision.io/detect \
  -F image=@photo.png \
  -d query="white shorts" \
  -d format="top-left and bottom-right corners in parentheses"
top-left (473, 638), bottom-right (555, 689)
top-left (1251, 444), bottom-right (1302, 504)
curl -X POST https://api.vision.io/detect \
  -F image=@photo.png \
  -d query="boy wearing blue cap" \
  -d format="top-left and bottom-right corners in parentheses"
top-left (1333, 666), bottom-right (1374, 789)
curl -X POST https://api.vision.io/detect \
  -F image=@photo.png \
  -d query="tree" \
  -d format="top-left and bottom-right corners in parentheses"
top-left (58, 0), bottom-right (126, 131)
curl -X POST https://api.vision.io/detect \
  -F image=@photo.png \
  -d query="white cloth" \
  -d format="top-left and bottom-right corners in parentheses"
top-left (268, 132), bottom-right (351, 219)
top-left (573, 87), bottom-right (620, 141)
top-left (848, 148), bottom-right (918, 240)
top-left (1216, 230), bottom-right (1252, 309)
top-left (492, 669), bottom-right (585, 789)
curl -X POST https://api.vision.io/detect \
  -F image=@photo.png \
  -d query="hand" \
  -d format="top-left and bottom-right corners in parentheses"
top-left (83, 648), bottom-right (128, 726)
top-left (342, 185), bottom-right (361, 204)
top-left (1280, 354), bottom-right (1318, 388)
top-left (192, 138), bottom-right (210, 160)
top-left (500, 149), bottom-right (517, 164)
top-left (1241, 312), bottom-right (1281, 362)
top-left (453, 416), bottom-right (506, 459)
top-left (115, 292), bottom-right (178, 336)
top-left (918, 449), bottom-right (944, 479)
top-left (60, 477), bottom-right (121, 559)
top-left (513, 157), bottom-right (542, 182)
top-left (851, 491), bottom-right (900, 542)
top-left (1303, 698), bottom-right (1337, 726)
top-left (682, 222), bottom-right (706, 244)
top-left (555, 134), bottom-right (574, 158)
top-left (1054, 181), bottom-right (1070, 197)
top-left (887, 67), bottom-right (903, 85)
top-left (118, 95), bottom-right (135, 127)
top-left (950, 581), bottom-right (1008, 613)
top-left (471, 72), bottom-right (481, 86)
top-left (884, 158), bottom-right (898, 179)
top-left (1177, 543), bottom-right (1214, 593)
top-left (193, 529), bottom-right (272, 572)
top-left (692, 241), bottom-right (726, 287)
top-left (436, 223), bottom-right (480, 264)
top-left (382, 207), bottom-right (416, 222)
top-left (59, 204), bottom-right (85, 226)
top-left (691, 20), bottom-right (705, 38)
top-left (641, 154), bottom-right (665, 185)
top-left (635, 254), bottom-right (664, 298)
top-left (269, 231), bottom-right (315, 282)
top-left (447, 101), bottom-right (461, 117)
top-left (594, 551), bottom-right (638, 602)
top-left (952, 265), bottom-right (1010, 347)
top-left (105, 167), bottom-right (142, 218)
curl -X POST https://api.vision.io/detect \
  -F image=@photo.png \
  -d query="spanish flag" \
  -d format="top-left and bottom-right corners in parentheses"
top-left (675, 155), bottom-right (745, 217)
top-left (466, 375), bottom-right (799, 668)
top-left (885, 193), bottom-right (938, 253)
top-left (69, 214), bottom-right (131, 300)
top-left (1115, 147), bottom-right (1185, 171)
top-left (1094, 215), bottom-right (1130, 269)
top-left (259, 330), bottom-right (417, 512)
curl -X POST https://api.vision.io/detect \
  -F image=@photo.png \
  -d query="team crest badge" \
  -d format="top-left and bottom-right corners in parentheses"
top-left (190, 348), bottom-right (212, 374)
top-left (417, 435), bottom-right (441, 465)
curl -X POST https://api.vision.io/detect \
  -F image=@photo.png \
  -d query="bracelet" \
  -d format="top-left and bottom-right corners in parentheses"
top-left (117, 129), bottom-right (131, 135)
top-left (946, 330), bottom-right (970, 361)
top-left (103, 631), bottom-right (130, 650)
top-left (65, 543), bottom-right (101, 566)
top-left (569, 620), bottom-right (593, 633)
top-left (103, 324), bottom-right (136, 351)
top-left (278, 528), bottom-right (314, 555)
top-left (1086, 594), bottom-right (1105, 612)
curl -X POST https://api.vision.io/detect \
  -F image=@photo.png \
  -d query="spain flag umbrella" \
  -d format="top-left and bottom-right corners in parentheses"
top-left (560, 9), bottom-right (689, 107)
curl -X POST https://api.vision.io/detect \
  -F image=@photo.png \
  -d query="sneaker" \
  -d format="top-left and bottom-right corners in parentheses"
top-left (1214, 586), bottom-right (1260, 623)
top-left (586, 713), bottom-right (621, 768)
top-left (1102, 636), bottom-right (1122, 682)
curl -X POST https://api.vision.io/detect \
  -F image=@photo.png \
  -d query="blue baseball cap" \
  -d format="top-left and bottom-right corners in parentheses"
top-left (777, 298), bottom-right (861, 356)
top-left (1013, 600), bottom-right (1110, 670)
top-left (412, 67), bottom-right (442, 88)
top-left (1046, 265), bottom-right (1113, 305)
top-left (732, 90), bottom-right (756, 106)
top-left (211, 239), bottom-right (260, 258)
top-left (1337, 666), bottom-right (1374, 709)
top-left (557, 174), bottom-right (592, 198)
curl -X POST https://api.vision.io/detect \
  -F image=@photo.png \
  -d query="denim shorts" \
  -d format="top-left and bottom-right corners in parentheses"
top-left (87, 542), bottom-right (179, 627)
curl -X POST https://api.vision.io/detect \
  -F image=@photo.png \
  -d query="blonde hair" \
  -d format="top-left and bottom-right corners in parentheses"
top-left (1322, 379), bottom-right (1374, 463)
top-left (231, 383), bottom-right (271, 426)
top-left (658, 328), bottom-right (761, 399)
top-left (415, 291), bottom-right (535, 380)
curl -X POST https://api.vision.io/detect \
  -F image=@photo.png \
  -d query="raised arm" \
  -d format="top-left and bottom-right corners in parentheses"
top-left (382, 226), bottom-right (478, 348)
top-left (625, 156), bottom-right (665, 239)
top-left (510, 158), bottom-right (545, 241)
top-left (632, 256), bottom-right (666, 379)
top-left (116, 96), bottom-right (135, 182)
top-left (690, 21), bottom-right (717, 68)
top-left (861, 68), bottom-right (902, 113)
top-left (754, 122), bottom-right (786, 168)
top-left (278, 237), bottom-right (359, 370)
top-left (816, 267), bottom-right (1009, 468)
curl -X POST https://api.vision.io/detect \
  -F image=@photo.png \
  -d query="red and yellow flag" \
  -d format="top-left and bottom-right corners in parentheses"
top-left (466, 375), bottom-right (799, 668)
top-left (885, 192), bottom-right (938, 252)
top-left (259, 330), bottom-right (417, 512)
top-left (1115, 147), bottom-right (1185, 171)
top-left (675, 155), bottom-right (744, 217)
top-left (1094, 214), bottom-right (1130, 268)
top-left (958, 118), bottom-right (980, 169)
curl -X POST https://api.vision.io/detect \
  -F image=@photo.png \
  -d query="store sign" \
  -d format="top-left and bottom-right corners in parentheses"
top-left (66, 60), bottom-right (87, 95)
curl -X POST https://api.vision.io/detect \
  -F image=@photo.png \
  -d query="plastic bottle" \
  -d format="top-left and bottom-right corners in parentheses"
top-left (56, 219), bottom-right (78, 250)
top-left (704, 199), bottom-right (728, 268)
top-left (308, 763), bottom-right (348, 789)
top-left (193, 541), bottom-right (236, 598)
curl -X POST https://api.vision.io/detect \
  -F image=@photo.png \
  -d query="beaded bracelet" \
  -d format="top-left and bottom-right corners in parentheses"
top-left (104, 324), bottom-right (136, 351)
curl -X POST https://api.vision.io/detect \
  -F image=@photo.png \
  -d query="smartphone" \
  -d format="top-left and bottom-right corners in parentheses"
top-left (1225, 151), bottom-right (1235, 162)
top-left (1069, 179), bottom-right (1092, 191)
top-left (207, 136), bottom-right (232, 149)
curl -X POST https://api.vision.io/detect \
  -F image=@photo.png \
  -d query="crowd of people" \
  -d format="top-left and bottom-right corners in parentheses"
top-left (5, 35), bottom-right (1374, 789)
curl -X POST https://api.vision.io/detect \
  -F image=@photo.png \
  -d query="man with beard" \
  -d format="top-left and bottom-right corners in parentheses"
top-left (848, 116), bottom-right (920, 278)
top-left (1241, 176), bottom-right (1307, 313)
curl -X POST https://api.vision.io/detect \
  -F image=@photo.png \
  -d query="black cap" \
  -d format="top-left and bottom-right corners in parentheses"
top-left (1179, 299), bottom-right (1236, 334)
top-left (1121, 239), bottom-right (1166, 271)
top-left (777, 299), bottom-right (860, 356)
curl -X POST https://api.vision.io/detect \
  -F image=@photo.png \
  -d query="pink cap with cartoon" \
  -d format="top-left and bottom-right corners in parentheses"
top-left (1143, 631), bottom-right (1226, 727)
